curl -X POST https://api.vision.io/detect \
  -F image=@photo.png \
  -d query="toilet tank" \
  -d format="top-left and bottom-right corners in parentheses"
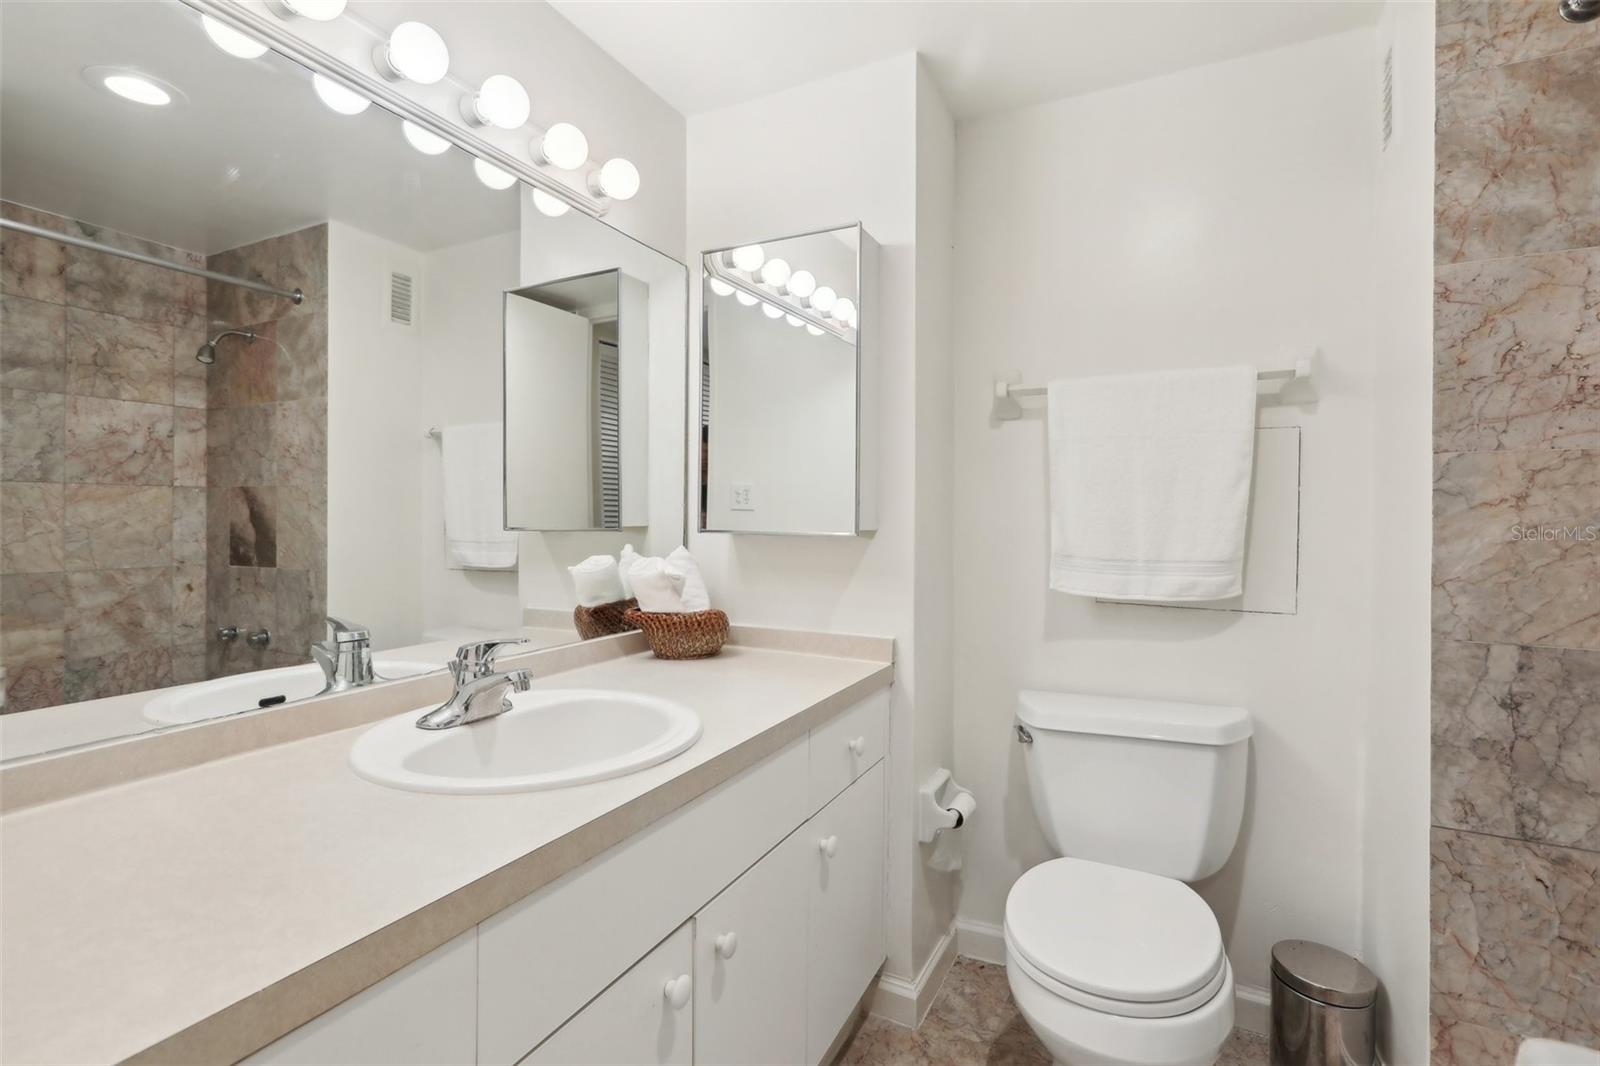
top-left (1016, 690), bottom-right (1251, 881)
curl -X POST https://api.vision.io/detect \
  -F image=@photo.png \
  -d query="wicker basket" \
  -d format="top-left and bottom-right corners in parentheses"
top-left (573, 598), bottom-right (639, 640)
top-left (623, 608), bottom-right (730, 659)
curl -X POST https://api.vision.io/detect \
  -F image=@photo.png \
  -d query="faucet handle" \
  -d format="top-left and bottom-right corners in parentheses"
top-left (326, 615), bottom-right (370, 643)
top-left (451, 637), bottom-right (531, 681)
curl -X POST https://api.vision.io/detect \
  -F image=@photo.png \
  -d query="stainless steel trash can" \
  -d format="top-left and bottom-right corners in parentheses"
top-left (1269, 940), bottom-right (1379, 1066)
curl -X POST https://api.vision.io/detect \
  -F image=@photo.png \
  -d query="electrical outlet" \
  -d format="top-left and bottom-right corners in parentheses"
top-left (730, 482), bottom-right (755, 511)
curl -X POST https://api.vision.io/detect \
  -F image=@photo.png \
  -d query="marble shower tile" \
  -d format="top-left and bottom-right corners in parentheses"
top-left (1435, 248), bottom-right (1600, 452)
top-left (0, 482), bottom-right (64, 573)
top-left (225, 486), bottom-right (277, 567)
top-left (1433, 449), bottom-right (1600, 649)
top-left (172, 486), bottom-right (206, 567)
top-left (173, 565), bottom-right (206, 645)
top-left (63, 395), bottom-right (173, 486)
top-left (1, 387), bottom-right (65, 482)
top-left (274, 309), bottom-right (327, 400)
top-left (0, 571), bottom-right (65, 713)
top-left (206, 320), bottom-right (277, 408)
top-left (275, 484), bottom-right (326, 571)
top-left (207, 568), bottom-right (276, 673)
top-left (205, 404), bottom-right (272, 488)
top-left (64, 646), bottom-right (174, 704)
top-left (64, 306), bottom-right (173, 404)
top-left (1434, 641), bottom-right (1600, 851)
top-left (64, 223), bottom-right (204, 327)
top-left (171, 643), bottom-right (206, 686)
top-left (0, 293), bottom-right (66, 392)
top-left (173, 316), bottom-right (209, 409)
top-left (63, 484), bottom-right (172, 571)
top-left (1436, 0), bottom-right (1600, 78)
top-left (0, 202), bottom-right (66, 305)
top-left (272, 396), bottom-right (326, 492)
top-left (65, 567), bottom-right (172, 656)
top-left (274, 567), bottom-right (324, 653)
top-left (173, 407), bottom-right (206, 487)
top-left (1431, 828), bottom-right (1600, 1042)
top-left (1431, 1013), bottom-right (1522, 1066)
top-left (1436, 46), bottom-right (1600, 264)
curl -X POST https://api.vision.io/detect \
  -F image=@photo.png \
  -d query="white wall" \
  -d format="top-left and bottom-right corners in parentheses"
top-left (1362, 4), bottom-right (1434, 1063)
top-left (950, 30), bottom-right (1386, 1004)
top-left (687, 55), bottom-right (958, 982)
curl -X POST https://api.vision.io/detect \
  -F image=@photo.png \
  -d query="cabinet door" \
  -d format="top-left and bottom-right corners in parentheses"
top-left (521, 921), bottom-right (694, 1066)
top-left (694, 831), bottom-right (809, 1065)
top-left (806, 761), bottom-right (885, 1064)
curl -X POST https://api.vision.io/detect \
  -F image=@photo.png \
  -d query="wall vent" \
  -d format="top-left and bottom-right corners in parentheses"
top-left (1381, 46), bottom-right (1394, 151)
top-left (389, 271), bottom-right (415, 326)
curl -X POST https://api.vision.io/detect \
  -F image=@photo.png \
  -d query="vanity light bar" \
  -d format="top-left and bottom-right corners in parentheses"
top-left (703, 257), bottom-right (856, 343)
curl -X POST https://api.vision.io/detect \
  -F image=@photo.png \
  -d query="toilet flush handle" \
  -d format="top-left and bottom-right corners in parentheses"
top-left (1015, 723), bottom-right (1033, 745)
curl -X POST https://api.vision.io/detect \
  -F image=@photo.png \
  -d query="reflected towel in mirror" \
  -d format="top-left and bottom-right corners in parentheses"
top-left (442, 423), bottom-right (519, 570)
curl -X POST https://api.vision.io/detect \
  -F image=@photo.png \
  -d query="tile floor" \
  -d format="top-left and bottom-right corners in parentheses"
top-left (838, 957), bottom-right (1269, 1066)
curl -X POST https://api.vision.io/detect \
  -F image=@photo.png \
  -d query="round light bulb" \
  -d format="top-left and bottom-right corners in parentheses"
top-left (709, 278), bottom-right (735, 297)
top-left (467, 74), bottom-right (530, 129)
top-left (401, 120), bottom-right (450, 156)
top-left (201, 15), bottom-right (269, 59)
top-left (376, 21), bottom-right (449, 85)
top-left (806, 324), bottom-right (824, 337)
top-left (537, 123), bottom-right (588, 170)
top-left (735, 291), bottom-right (758, 307)
top-left (833, 297), bottom-right (857, 327)
top-left (312, 73), bottom-right (370, 115)
top-left (785, 314), bottom-right (803, 327)
top-left (760, 258), bottom-right (791, 288)
top-left (103, 74), bottom-right (171, 106)
top-left (786, 270), bottom-right (816, 299)
top-left (593, 158), bottom-right (640, 201)
top-left (277, 0), bottom-right (346, 20)
top-left (531, 188), bottom-right (569, 217)
top-left (730, 245), bottom-right (764, 273)
top-left (762, 303), bottom-right (784, 320)
top-left (472, 158), bottom-right (517, 190)
top-left (810, 285), bottom-right (837, 313)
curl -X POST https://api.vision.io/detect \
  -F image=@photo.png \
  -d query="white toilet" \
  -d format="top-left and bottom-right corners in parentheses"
top-left (1005, 690), bottom-right (1252, 1066)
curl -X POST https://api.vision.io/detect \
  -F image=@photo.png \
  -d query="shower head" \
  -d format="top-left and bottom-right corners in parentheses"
top-left (1559, 0), bottom-right (1600, 21)
top-left (195, 327), bottom-right (256, 365)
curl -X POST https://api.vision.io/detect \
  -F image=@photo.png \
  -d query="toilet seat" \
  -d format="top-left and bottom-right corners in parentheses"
top-left (1004, 858), bottom-right (1226, 1020)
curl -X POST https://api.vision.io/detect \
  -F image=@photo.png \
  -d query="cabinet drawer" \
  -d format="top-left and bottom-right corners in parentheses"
top-left (478, 739), bottom-right (808, 1065)
top-left (520, 921), bottom-right (694, 1066)
top-left (806, 761), bottom-right (886, 1064)
top-left (808, 688), bottom-right (888, 814)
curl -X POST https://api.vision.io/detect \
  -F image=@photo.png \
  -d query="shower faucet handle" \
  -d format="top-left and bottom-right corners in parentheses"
top-left (217, 625), bottom-right (239, 643)
top-left (246, 628), bottom-right (272, 650)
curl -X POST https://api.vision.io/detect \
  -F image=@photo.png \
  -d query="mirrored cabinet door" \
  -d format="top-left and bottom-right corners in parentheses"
top-left (699, 224), bottom-right (878, 536)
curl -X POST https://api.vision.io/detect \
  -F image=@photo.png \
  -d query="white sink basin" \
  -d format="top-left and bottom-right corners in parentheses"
top-left (348, 688), bottom-right (703, 795)
top-left (143, 660), bottom-right (442, 726)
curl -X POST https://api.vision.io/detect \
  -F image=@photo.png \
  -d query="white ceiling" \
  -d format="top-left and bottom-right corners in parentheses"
top-left (549, 0), bottom-right (1382, 120)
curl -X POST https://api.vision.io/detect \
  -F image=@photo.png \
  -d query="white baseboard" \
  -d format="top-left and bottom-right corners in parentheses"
top-left (954, 917), bottom-right (1273, 1038)
top-left (870, 926), bottom-right (959, 1028)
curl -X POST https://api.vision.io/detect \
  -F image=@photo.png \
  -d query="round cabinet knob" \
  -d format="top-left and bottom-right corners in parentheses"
top-left (715, 932), bottom-right (739, 959)
top-left (663, 974), bottom-right (692, 1010)
top-left (819, 835), bottom-right (839, 858)
top-left (848, 736), bottom-right (866, 756)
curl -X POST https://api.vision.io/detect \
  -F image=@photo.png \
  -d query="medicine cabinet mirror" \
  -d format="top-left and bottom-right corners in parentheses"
top-left (699, 223), bottom-right (878, 536)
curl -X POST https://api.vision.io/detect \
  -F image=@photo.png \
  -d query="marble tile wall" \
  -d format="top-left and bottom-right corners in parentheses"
top-left (202, 225), bottom-right (328, 679)
top-left (1431, 4), bottom-right (1600, 1062)
top-left (1, 203), bottom-right (206, 710)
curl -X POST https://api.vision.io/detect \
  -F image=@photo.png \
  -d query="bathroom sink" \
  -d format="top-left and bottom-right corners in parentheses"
top-left (143, 660), bottom-right (442, 726)
top-left (348, 688), bottom-right (703, 795)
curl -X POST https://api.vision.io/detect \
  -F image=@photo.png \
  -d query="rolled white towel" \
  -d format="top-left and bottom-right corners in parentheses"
top-left (569, 554), bottom-right (625, 607)
top-left (628, 557), bottom-right (686, 613)
top-left (665, 546), bottom-right (712, 612)
top-left (618, 543), bottom-right (641, 599)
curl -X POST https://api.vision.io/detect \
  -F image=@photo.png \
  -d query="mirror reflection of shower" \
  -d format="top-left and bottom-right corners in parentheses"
top-left (195, 327), bottom-right (257, 365)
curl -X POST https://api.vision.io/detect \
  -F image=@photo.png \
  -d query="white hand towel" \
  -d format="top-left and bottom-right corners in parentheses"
top-left (665, 546), bottom-right (712, 612)
top-left (628, 558), bottom-right (686, 613)
top-left (618, 543), bottom-right (641, 599)
top-left (442, 423), bottom-right (518, 571)
top-left (1047, 366), bottom-right (1257, 601)
top-left (569, 555), bottom-right (625, 607)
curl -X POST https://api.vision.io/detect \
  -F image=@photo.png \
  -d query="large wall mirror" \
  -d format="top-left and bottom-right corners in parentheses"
top-left (0, 0), bottom-right (686, 760)
top-left (700, 224), bottom-right (877, 536)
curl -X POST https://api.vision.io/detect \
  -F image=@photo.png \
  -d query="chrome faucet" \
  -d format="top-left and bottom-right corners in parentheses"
top-left (415, 638), bottom-right (532, 730)
top-left (312, 615), bottom-right (374, 694)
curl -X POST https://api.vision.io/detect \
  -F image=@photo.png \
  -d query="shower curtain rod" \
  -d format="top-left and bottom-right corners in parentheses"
top-left (0, 218), bottom-right (305, 305)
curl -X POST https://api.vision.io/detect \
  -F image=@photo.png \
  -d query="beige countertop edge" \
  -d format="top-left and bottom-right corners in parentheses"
top-left (121, 664), bottom-right (893, 1066)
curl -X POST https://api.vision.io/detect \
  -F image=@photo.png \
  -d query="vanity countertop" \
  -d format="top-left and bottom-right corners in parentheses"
top-left (0, 640), bottom-right (893, 1066)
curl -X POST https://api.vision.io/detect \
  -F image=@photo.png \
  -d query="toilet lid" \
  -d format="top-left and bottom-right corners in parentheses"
top-left (1005, 858), bottom-right (1224, 1006)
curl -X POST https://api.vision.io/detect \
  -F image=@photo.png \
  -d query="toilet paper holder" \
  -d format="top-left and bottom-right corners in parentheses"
top-left (918, 768), bottom-right (975, 844)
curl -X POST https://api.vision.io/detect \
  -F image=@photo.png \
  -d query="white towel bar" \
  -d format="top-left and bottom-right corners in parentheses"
top-left (992, 355), bottom-right (1316, 421)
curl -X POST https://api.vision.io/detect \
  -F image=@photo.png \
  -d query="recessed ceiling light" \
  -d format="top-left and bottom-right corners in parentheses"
top-left (311, 73), bottom-right (370, 116)
top-left (103, 74), bottom-right (170, 106)
top-left (200, 14), bottom-right (268, 59)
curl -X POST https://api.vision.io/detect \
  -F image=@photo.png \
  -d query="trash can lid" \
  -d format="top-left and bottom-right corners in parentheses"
top-left (1270, 940), bottom-right (1378, 1008)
